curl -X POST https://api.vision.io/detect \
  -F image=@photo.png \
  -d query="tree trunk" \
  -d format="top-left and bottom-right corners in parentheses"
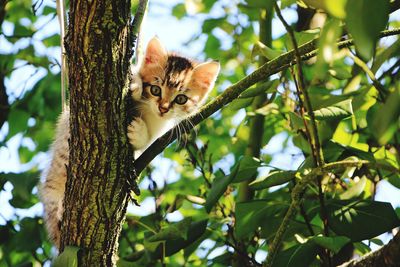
top-left (61, 0), bottom-right (135, 265)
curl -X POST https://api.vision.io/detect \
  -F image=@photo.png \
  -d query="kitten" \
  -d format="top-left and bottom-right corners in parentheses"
top-left (128, 37), bottom-right (220, 153)
top-left (40, 36), bottom-right (220, 248)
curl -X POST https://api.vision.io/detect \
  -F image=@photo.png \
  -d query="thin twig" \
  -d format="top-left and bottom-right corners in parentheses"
top-left (131, 0), bottom-right (149, 63)
top-left (273, 1), bottom-right (323, 167)
top-left (346, 51), bottom-right (388, 100)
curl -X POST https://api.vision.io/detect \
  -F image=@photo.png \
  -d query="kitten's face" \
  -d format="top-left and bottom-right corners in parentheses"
top-left (138, 37), bottom-right (220, 121)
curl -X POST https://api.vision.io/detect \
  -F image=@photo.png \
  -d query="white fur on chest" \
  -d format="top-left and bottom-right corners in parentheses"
top-left (141, 105), bottom-right (174, 142)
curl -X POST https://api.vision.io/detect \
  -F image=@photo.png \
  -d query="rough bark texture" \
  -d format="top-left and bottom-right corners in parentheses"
top-left (62, 0), bottom-right (134, 265)
top-left (339, 231), bottom-right (400, 267)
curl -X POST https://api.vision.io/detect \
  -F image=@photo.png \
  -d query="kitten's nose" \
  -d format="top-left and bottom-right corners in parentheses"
top-left (158, 104), bottom-right (169, 114)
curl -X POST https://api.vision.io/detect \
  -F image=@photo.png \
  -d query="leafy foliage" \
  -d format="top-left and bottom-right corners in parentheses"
top-left (1, 0), bottom-right (399, 266)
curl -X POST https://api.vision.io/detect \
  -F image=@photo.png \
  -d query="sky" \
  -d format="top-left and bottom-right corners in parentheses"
top-left (0, 0), bottom-right (399, 261)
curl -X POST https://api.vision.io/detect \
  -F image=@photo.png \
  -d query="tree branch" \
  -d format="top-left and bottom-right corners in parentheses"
top-left (131, 28), bottom-right (400, 177)
top-left (274, 1), bottom-right (324, 167)
top-left (132, 0), bottom-right (148, 37)
top-left (262, 160), bottom-right (399, 267)
top-left (338, 230), bottom-right (400, 267)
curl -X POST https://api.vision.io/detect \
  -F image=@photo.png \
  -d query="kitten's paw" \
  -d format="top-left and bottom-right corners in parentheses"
top-left (127, 118), bottom-right (149, 150)
top-left (130, 71), bottom-right (143, 101)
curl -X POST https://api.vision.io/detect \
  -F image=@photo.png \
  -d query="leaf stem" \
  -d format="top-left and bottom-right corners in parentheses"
top-left (346, 50), bottom-right (387, 100)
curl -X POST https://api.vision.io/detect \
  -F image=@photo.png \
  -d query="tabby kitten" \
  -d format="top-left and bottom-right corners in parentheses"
top-left (40, 36), bottom-right (220, 247)
top-left (128, 37), bottom-right (220, 153)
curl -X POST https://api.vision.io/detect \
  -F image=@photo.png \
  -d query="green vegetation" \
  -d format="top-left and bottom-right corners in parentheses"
top-left (1, 0), bottom-right (400, 266)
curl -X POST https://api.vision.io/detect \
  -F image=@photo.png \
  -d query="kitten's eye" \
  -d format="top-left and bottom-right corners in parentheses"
top-left (150, 85), bottom-right (161, 97)
top-left (174, 94), bottom-right (188, 105)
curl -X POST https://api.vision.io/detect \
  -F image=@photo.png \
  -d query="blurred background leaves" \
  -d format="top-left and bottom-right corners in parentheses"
top-left (1, 0), bottom-right (400, 266)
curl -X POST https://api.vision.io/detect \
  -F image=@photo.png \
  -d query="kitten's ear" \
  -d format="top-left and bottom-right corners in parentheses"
top-left (191, 61), bottom-right (220, 91)
top-left (143, 37), bottom-right (167, 65)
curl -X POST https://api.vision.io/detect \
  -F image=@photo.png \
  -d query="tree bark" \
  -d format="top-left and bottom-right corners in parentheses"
top-left (62, 0), bottom-right (135, 265)
top-left (338, 231), bottom-right (400, 267)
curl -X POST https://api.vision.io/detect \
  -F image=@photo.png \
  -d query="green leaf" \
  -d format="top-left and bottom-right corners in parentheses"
top-left (12, 217), bottom-right (42, 252)
top-left (6, 172), bottom-right (39, 209)
top-left (281, 0), bottom-right (296, 9)
top-left (369, 87), bottom-right (400, 145)
top-left (239, 79), bottom-right (278, 99)
top-left (245, 0), bottom-right (274, 9)
top-left (123, 249), bottom-right (145, 262)
top-left (312, 235), bottom-right (351, 254)
top-left (287, 29), bottom-right (319, 50)
top-left (0, 54), bottom-right (16, 72)
top-left (339, 176), bottom-right (367, 200)
top-left (211, 252), bottom-right (233, 265)
top-left (249, 170), bottom-right (296, 190)
top-left (388, 176), bottom-right (400, 189)
top-left (205, 167), bottom-right (238, 213)
top-left (289, 112), bottom-right (305, 131)
top-left (227, 98), bottom-right (253, 111)
top-left (142, 220), bottom-right (209, 259)
top-left (232, 155), bottom-right (261, 183)
top-left (328, 66), bottom-right (352, 80)
top-left (14, 23), bottom-right (34, 37)
top-left (18, 145), bottom-right (36, 164)
top-left (53, 246), bottom-right (80, 267)
top-left (147, 217), bottom-right (192, 242)
top-left (325, 0), bottom-right (348, 19)
top-left (172, 3), bottom-right (186, 19)
top-left (235, 200), bottom-right (286, 238)
top-left (16, 45), bottom-right (50, 68)
top-left (202, 18), bottom-right (225, 33)
top-left (252, 41), bottom-right (284, 60)
top-left (42, 5), bottom-right (56, 15)
top-left (272, 241), bottom-right (318, 267)
top-left (345, 0), bottom-right (390, 60)
top-left (204, 34), bottom-right (221, 58)
top-left (313, 99), bottom-right (353, 121)
top-left (42, 34), bottom-right (61, 47)
top-left (372, 38), bottom-right (400, 72)
top-left (252, 103), bottom-right (279, 116)
top-left (315, 19), bottom-right (343, 79)
top-left (166, 219), bottom-right (208, 257)
top-left (7, 108), bottom-right (30, 138)
top-left (326, 200), bottom-right (400, 241)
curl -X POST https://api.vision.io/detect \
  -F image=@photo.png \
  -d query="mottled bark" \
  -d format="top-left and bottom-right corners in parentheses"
top-left (338, 231), bottom-right (400, 267)
top-left (62, 0), bottom-right (135, 265)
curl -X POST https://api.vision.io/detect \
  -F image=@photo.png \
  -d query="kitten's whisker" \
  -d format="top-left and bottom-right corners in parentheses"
top-left (177, 120), bottom-right (185, 149)
top-left (186, 118), bottom-right (198, 142)
top-left (165, 122), bottom-right (176, 146)
top-left (183, 120), bottom-right (189, 148)
top-left (179, 122), bottom-right (185, 148)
